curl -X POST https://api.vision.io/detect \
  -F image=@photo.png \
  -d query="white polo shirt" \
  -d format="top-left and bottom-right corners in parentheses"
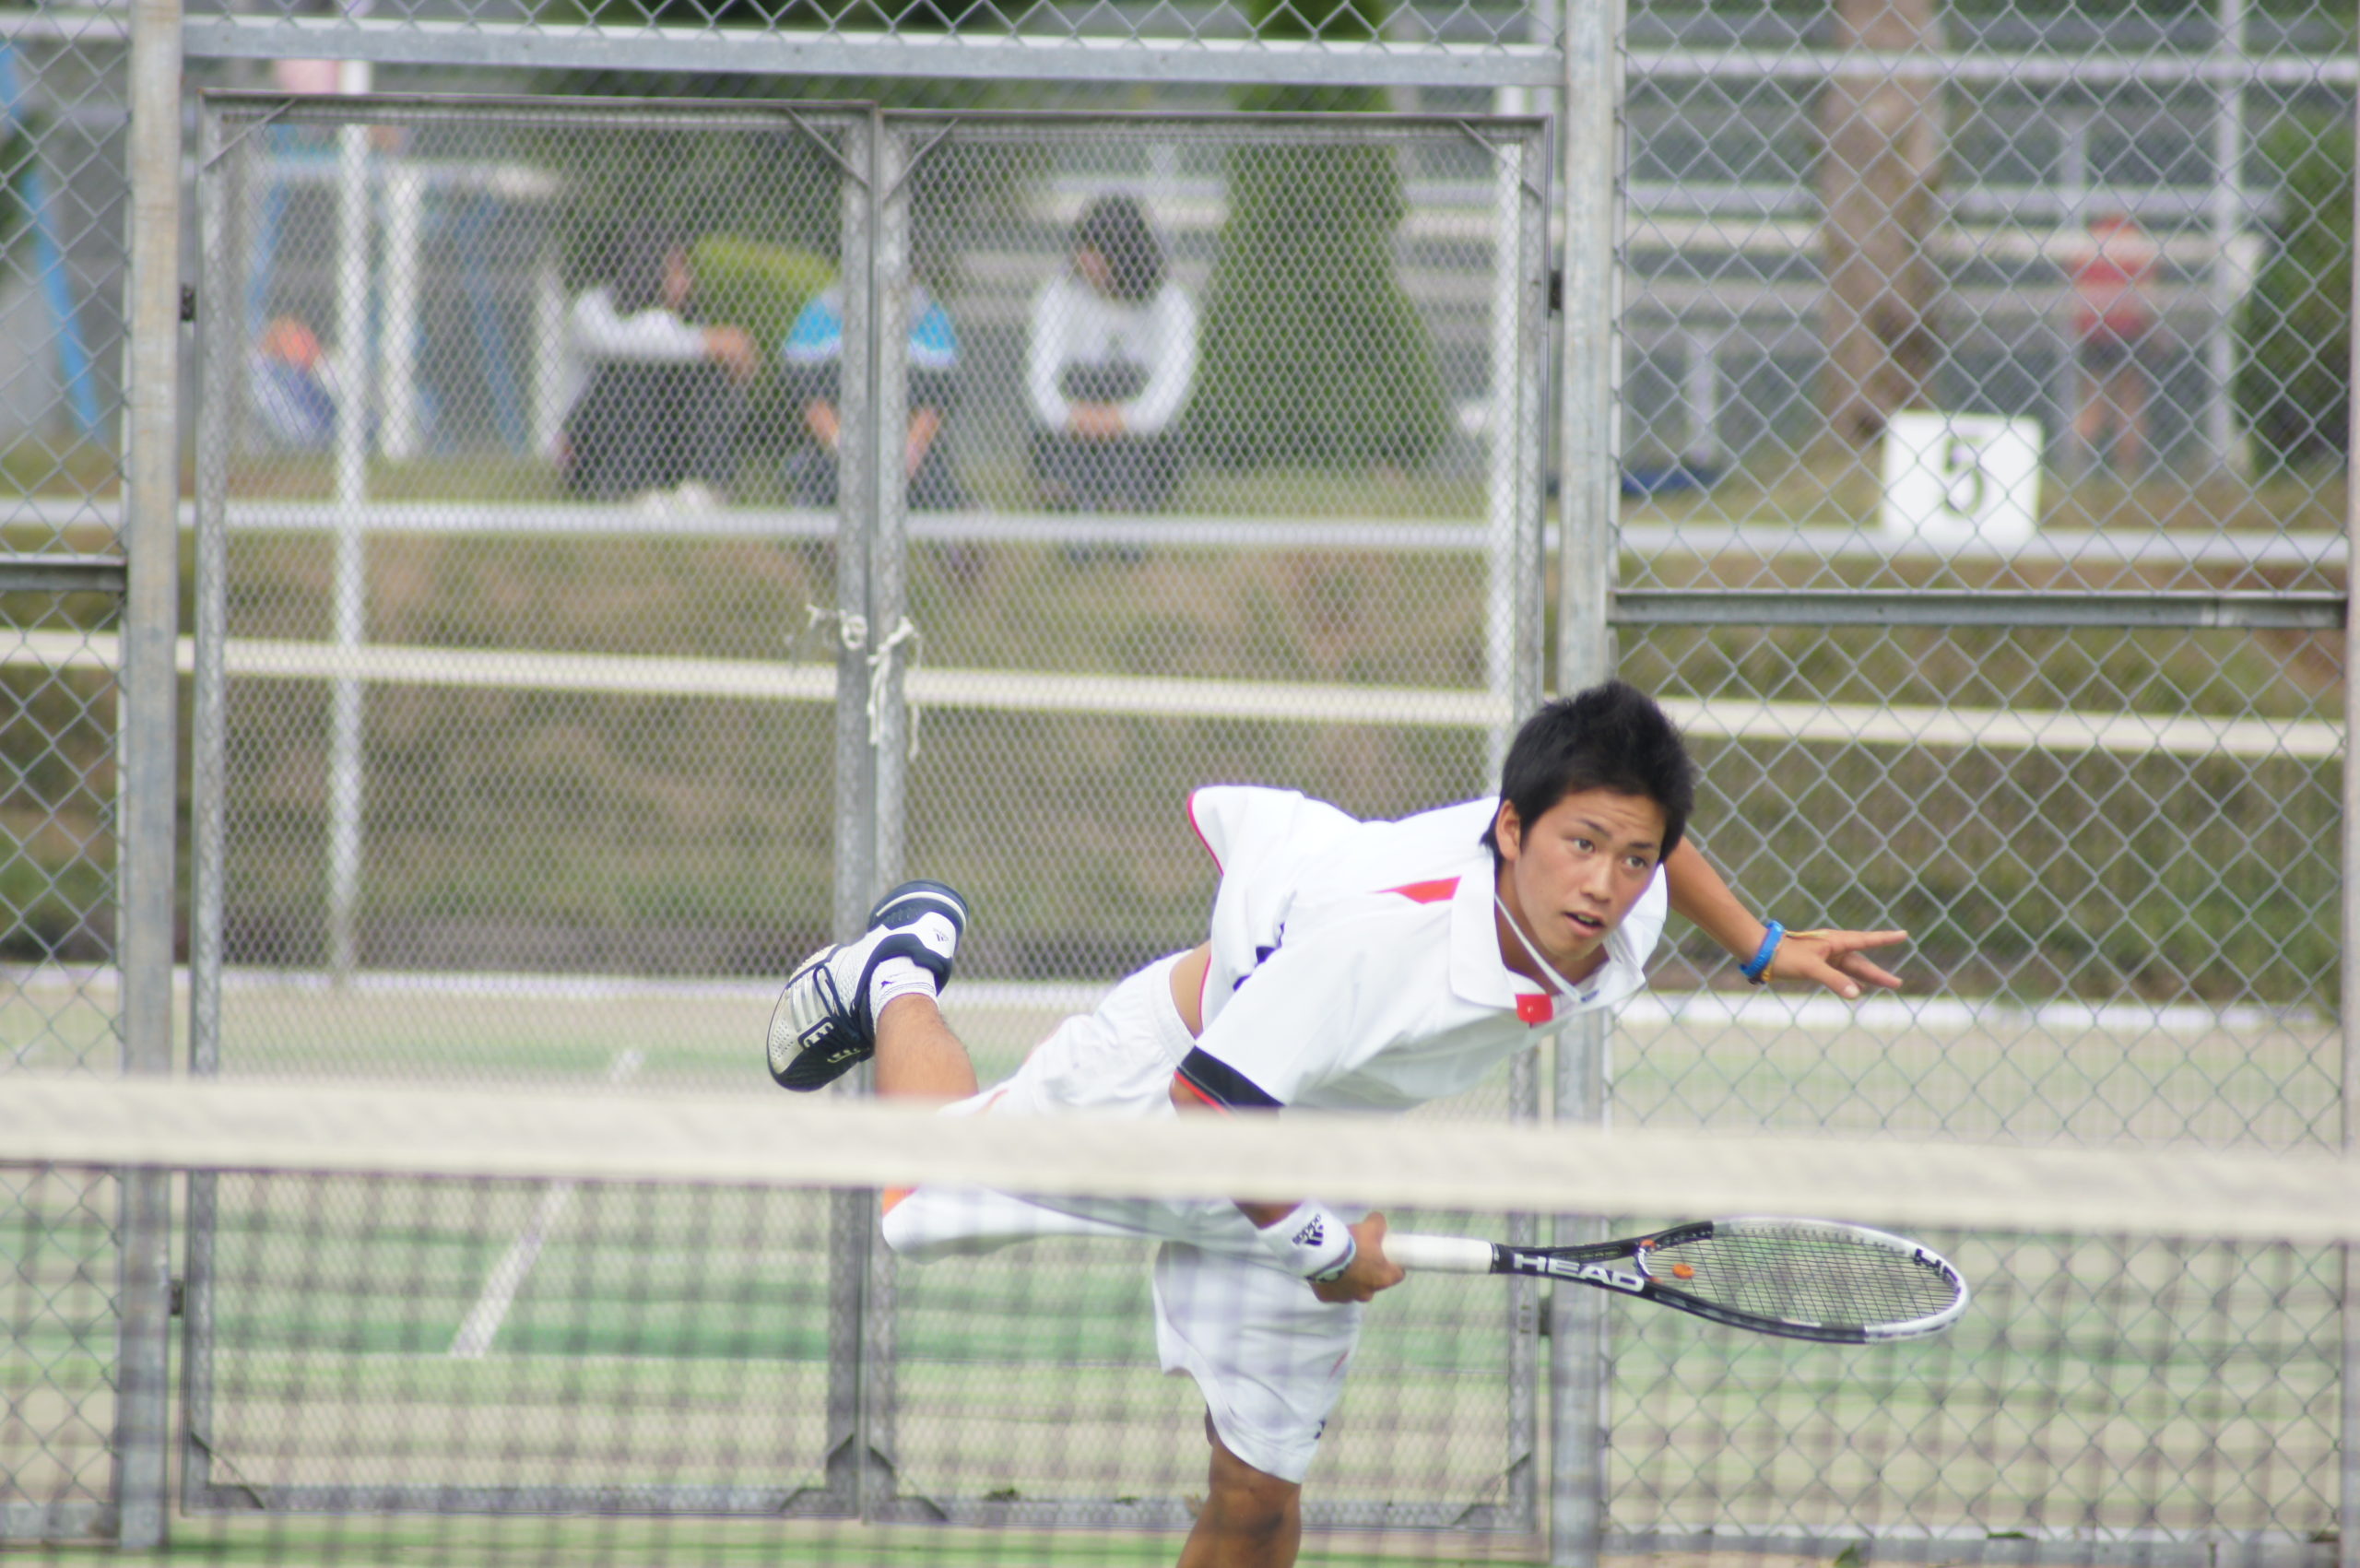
top-left (1178, 785), bottom-right (1666, 1114)
top-left (887, 784), bottom-right (1670, 1483)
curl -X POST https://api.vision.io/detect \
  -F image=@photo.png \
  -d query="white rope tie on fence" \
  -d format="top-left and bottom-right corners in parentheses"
top-left (802, 603), bottom-right (869, 656)
top-left (799, 604), bottom-right (921, 757)
top-left (867, 616), bottom-right (923, 760)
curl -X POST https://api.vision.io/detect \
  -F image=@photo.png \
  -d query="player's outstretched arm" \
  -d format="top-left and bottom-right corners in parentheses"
top-left (1662, 840), bottom-right (1906, 1000)
top-left (1766, 928), bottom-right (1907, 996)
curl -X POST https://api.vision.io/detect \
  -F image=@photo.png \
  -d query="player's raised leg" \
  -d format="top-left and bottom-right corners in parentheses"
top-left (1177, 1424), bottom-right (1303, 1568)
top-left (766, 879), bottom-right (977, 1095)
top-left (871, 994), bottom-right (979, 1099)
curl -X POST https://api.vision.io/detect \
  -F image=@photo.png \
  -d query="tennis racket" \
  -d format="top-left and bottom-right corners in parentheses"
top-left (1384, 1217), bottom-right (1967, 1343)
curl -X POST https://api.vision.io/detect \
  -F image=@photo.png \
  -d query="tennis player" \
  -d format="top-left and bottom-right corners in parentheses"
top-left (768, 680), bottom-right (1904, 1568)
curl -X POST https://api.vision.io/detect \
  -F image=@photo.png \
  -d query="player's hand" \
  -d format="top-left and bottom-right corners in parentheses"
top-left (1766, 928), bottom-right (1908, 999)
top-left (706, 325), bottom-right (760, 383)
top-left (1313, 1212), bottom-right (1406, 1304)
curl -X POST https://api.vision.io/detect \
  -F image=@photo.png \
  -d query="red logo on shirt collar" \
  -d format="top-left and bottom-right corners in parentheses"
top-left (1516, 993), bottom-right (1554, 1025)
top-left (1386, 878), bottom-right (1459, 904)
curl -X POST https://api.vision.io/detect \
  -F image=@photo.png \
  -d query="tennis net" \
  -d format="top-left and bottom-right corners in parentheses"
top-left (2, 1074), bottom-right (2350, 1568)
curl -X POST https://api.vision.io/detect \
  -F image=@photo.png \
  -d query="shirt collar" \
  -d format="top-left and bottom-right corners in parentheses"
top-left (1448, 862), bottom-right (1652, 1024)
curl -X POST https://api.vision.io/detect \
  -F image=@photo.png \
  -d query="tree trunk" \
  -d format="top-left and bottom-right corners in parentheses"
top-left (1817, 0), bottom-right (1947, 443)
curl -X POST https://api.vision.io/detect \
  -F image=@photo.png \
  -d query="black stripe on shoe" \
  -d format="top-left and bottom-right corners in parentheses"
top-left (868, 879), bottom-right (969, 937)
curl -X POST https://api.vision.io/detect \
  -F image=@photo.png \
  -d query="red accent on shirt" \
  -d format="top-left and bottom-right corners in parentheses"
top-left (1186, 793), bottom-right (1221, 870)
top-left (1172, 1073), bottom-right (1228, 1113)
top-left (1386, 878), bottom-right (1459, 904)
top-left (1516, 993), bottom-right (1554, 1025)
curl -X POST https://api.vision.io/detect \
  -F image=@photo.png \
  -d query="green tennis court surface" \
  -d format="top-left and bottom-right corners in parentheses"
top-left (3, 975), bottom-right (2336, 1544)
top-left (10, 1162), bottom-right (2330, 1543)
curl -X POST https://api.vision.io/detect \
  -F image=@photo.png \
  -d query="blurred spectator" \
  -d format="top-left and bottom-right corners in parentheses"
top-left (2069, 212), bottom-right (2161, 474)
top-left (779, 283), bottom-right (967, 511)
top-left (560, 223), bottom-right (758, 509)
top-left (1027, 195), bottom-right (1198, 513)
top-left (271, 57), bottom-right (344, 96)
top-left (247, 316), bottom-right (341, 450)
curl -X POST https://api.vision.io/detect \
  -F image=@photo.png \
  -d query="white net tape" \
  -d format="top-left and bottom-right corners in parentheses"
top-left (5, 1075), bottom-right (2351, 1244)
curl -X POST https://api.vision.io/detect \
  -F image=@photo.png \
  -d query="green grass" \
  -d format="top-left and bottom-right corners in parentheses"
top-left (4, 449), bottom-right (2348, 994)
top-left (1623, 437), bottom-right (2350, 545)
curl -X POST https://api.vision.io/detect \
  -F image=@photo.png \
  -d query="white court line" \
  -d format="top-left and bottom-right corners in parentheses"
top-left (5, 629), bottom-right (2341, 760)
top-left (8, 963), bottom-right (2322, 1039)
top-left (448, 1047), bottom-right (643, 1360)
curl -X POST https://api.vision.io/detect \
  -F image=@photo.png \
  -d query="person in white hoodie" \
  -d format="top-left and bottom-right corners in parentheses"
top-left (1028, 195), bottom-right (1198, 513)
top-left (560, 223), bottom-right (758, 508)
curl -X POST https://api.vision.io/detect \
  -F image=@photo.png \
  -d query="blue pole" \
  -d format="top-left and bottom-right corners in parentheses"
top-left (0, 42), bottom-right (103, 442)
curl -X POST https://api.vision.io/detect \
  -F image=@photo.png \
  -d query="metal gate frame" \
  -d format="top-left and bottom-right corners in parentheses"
top-left (839, 108), bottom-right (1559, 1536)
top-left (180, 91), bottom-right (880, 1521)
top-left (177, 94), bottom-right (1559, 1536)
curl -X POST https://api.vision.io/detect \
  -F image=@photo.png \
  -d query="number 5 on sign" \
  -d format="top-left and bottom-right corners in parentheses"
top-left (1879, 411), bottom-right (2043, 549)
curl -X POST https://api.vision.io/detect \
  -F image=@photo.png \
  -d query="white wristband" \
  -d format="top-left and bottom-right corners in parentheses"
top-left (1257, 1201), bottom-right (1357, 1283)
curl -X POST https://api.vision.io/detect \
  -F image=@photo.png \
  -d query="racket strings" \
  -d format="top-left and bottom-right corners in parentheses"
top-left (1656, 1232), bottom-right (1959, 1327)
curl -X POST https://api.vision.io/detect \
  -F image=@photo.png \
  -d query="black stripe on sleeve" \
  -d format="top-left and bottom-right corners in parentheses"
top-left (1174, 1047), bottom-right (1283, 1112)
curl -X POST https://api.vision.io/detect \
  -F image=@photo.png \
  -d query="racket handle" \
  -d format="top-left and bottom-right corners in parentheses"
top-left (1382, 1232), bottom-right (1499, 1275)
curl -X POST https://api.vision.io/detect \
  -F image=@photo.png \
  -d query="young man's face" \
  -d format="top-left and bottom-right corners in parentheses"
top-left (1492, 786), bottom-right (1668, 984)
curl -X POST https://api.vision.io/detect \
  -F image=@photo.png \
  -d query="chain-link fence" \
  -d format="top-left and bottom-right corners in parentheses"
top-left (177, 0), bottom-right (1562, 89)
top-left (184, 94), bottom-right (868, 1515)
top-left (4, 0), bottom-right (2354, 1554)
top-left (1591, 0), bottom-right (2349, 1558)
top-left (183, 94), bottom-right (1557, 1527)
top-left (0, 12), bottom-right (136, 1547)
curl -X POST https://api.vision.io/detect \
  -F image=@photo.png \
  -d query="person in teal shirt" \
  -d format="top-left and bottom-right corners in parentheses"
top-left (779, 284), bottom-right (966, 511)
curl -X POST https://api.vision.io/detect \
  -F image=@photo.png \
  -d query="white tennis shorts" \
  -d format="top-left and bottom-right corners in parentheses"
top-left (880, 953), bottom-right (1364, 1484)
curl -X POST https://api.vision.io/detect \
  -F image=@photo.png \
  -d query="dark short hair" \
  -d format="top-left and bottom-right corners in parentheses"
top-left (1480, 680), bottom-right (1695, 866)
top-left (1073, 195), bottom-right (1165, 303)
top-left (606, 221), bottom-right (685, 316)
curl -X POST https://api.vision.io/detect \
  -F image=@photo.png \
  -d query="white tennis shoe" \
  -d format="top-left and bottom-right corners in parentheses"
top-left (766, 880), bottom-right (969, 1092)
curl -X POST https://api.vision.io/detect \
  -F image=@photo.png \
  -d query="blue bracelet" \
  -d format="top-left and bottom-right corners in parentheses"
top-left (1740, 921), bottom-right (1785, 985)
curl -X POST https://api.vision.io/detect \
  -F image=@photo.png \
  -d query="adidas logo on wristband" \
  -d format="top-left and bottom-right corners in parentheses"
top-left (1259, 1200), bottom-right (1354, 1282)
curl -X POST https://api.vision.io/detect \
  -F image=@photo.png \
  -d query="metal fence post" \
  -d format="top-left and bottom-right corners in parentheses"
top-left (824, 109), bottom-right (880, 1518)
top-left (2340, 78), bottom-right (2360, 1568)
top-left (112, 0), bottom-right (183, 1550)
top-left (327, 65), bottom-right (373, 982)
top-left (868, 118), bottom-right (912, 901)
top-left (1506, 126), bottom-right (1552, 1510)
top-left (1552, 2), bottom-right (1622, 1562)
top-left (833, 107), bottom-right (880, 943)
top-left (1547, 1012), bottom-right (1610, 1568)
top-left (1485, 136), bottom-right (1528, 779)
top-left (858, 112), bottom-right (914, 1522)
top-left (183, 89), bottom-right (236, 1514)
top-left (1517, 129), bottom-right (1555, 726)
top-left (1555, 0), bottom-right (1618, 698)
